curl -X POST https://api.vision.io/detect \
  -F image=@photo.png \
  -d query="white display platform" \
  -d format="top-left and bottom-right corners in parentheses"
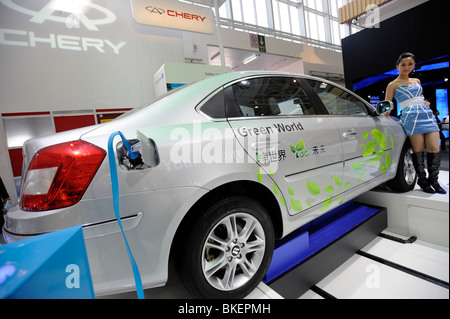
top-left (355, 171), bottom-right (449, 247)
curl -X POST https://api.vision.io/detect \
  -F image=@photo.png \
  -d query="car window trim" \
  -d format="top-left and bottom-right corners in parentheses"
top-left (224, 114), bottom-right (335, 122)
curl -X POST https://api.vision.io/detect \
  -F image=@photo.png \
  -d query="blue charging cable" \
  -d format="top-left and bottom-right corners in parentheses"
top-left (107, 131), bottom-right (144, 299)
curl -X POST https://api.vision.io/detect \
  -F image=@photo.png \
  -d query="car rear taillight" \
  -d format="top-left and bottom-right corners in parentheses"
top-left (20, 140), bottom-right (106, 211)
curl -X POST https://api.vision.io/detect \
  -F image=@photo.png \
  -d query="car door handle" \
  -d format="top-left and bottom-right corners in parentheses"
top-left (343, 129), bottom-right (357, 139)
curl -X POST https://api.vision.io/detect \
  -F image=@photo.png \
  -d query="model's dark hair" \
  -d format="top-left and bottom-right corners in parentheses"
top-left (396, 52), bottom-right (416, 66)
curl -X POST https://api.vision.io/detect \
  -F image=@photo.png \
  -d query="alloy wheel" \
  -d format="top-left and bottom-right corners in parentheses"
top-left (201, 212), bottom-right (266, 291)
top-left (403, 149), bottom-right (416, 185)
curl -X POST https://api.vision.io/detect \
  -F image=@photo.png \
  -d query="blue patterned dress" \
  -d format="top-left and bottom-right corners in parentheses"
top-left (394, 82), bottom-right (439, 136)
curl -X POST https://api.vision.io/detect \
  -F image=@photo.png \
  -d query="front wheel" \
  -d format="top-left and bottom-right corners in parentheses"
top-left (176, 196), bottom-right (275, 299)
top-left (387, 144), bottom-right (417, 192)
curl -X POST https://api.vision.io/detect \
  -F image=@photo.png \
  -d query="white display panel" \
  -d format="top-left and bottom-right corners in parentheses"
top-left (3, 116), bottom-right (54, 148)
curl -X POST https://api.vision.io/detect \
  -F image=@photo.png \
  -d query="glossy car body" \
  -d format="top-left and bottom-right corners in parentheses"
top-left (2, 71), bottom-right (414, 298)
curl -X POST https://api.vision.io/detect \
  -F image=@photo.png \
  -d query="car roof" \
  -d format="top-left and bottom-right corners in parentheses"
top-left (82, 71), bottom-right (374, 138)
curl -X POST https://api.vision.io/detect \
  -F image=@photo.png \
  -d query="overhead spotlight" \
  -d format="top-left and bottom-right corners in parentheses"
top-left (50, 0), bottom-right (89, 14)
top-left (243, 54), bottom-right (259, 65)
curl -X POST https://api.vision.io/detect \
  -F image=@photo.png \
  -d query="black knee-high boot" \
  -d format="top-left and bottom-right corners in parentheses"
top-left (427, 152), bottom-right (446, 194)
top-left (412, 152), bottom-right (435, 194)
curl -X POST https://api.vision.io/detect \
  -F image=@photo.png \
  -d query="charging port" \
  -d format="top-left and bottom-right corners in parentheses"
top-left (115, 131), bottom-right (160, 171)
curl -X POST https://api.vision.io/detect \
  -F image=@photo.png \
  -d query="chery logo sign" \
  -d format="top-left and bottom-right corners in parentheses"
top-left (131, 0), bottom-right (216, 35)
top-left (0, 0), bottom-right (116, 31)
top-left (145, 6), bottom-right (207, 22)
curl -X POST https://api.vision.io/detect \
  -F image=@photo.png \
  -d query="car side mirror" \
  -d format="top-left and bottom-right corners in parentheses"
top-left (376, 100), bottom-right (394, 115)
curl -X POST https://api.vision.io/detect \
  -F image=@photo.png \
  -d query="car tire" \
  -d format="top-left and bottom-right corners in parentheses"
top-left (387, 144), bottom-right (417, 192)
top-left (176, 196), bottom-right (275, 299)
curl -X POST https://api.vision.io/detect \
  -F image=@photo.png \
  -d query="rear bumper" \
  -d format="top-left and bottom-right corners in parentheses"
top-left (2, 186), bottom-right (208, 296)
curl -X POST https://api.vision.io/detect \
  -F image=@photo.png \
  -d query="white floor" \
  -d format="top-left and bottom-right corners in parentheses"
top-left (105, 171), bottom-right (449, 300)
top-left (244, 231), bottom-right (449, 299)
top-left (298, 235), bottom-right (448, 299)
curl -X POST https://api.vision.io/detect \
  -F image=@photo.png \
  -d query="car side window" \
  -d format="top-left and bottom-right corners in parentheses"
top-left (227, 77), bottom-right (316, 118)
top-left (305, 79), bottom-right (368, 116)
top-left (199, 88), bottom-right (226, 118)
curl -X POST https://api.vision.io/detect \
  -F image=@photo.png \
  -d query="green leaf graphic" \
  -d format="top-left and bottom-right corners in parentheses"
top-left (321, 196), bottom-right (333, 211)
top-left (363, 131), bottom-right (369, 140)
top-left (306, 180), bottom-right (321, 196)
top-left (296, 140), bottom-right (304, 151)
top-left (385, 152), bottom-right (391, 169)
top-left (351, 161), bottom-right (364, 174)
top-left (375, 149), bottom-right (384, 158)
top-left (324, 185), bottom-right (334, 193)
top-left (343, 181), bottom-right (351, 188)
top-left (366, 149), bottom-right (384, 166)
top-left (358, 169), bottom-right (367, 183)
top-left (290, 197), bottom-right (303, 212)
top-left (257, 169), bottom-right (262, 183)
top-left (333, 176), bottom-right (342, 186)
top-left (290, 145), bottom-right (296, 153)
top-left (280, 196), bottom-right (286, 206)
top-left (371, 129), bottom-right (387, 150)
top-left (273, 183), bottom-right (279, 195)
top-left (288, 187), bottom-right (295, 196)
top-left (362, 141), bottom-right (376, 157)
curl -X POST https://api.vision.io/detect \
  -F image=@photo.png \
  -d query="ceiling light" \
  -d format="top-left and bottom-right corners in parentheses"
top-left (243, 54), bottom-right (259, 65)
top-left (210, 51), bottom-right (220, 61)
top-left (50, 0), bottom-right (89, 14)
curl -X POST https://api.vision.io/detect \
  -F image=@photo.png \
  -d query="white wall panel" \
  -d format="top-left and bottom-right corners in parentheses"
top-left (0, 0), bottom-right (185, 113)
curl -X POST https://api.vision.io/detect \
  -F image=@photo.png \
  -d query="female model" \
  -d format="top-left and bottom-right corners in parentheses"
top-left (384, 52), bottom-right (446, 194)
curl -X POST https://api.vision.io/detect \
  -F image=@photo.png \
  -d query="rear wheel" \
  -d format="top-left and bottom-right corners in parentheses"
top-left (387, 144), bottom-right (417, 192)
top-left (176, 196), bottom-right (274, 299)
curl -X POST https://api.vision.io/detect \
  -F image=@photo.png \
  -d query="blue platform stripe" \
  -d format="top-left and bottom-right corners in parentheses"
top-left (108, 132), bottom-right (144, 299)
top-left (264, 201), bottom-right (380, 283)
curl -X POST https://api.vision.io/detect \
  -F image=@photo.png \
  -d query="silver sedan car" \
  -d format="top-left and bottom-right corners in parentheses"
top-left (2, 71), bottom-right (416, 298)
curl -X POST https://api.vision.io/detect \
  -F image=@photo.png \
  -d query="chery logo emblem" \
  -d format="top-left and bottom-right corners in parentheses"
top-left (145, 6), bottom-right (165, 15)
top-left (0, 0), bottom-right (117, 31)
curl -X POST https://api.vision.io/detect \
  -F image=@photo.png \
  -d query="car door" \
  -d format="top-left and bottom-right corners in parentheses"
top-left (225, 76), bottom-right (344, 216)
top-left (304, 79), bottom-right (394, 191)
